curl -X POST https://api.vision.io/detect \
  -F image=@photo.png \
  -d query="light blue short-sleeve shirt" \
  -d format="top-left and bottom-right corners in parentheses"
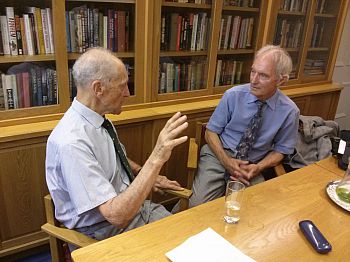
top-left (46, 99), bottom-right (131, 229)
top-left (207, 84), bottom-right (299, 163)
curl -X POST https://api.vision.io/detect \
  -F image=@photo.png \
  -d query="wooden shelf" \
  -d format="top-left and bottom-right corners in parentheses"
top-left (222, 6), bottom-right (260, 12)
top-left (0, 54), bottom-right (56, 64)
top-left (162, 2), bottom-right (211, 9)
top-left (308, 47), bottom-right (329, 52)
top-left (68, 52), bottom-right (135, 60)
top-left (315, 13), bottom-right (337, 18)
top-left (278, 10), bottom-right (307, 16)
top-left (217, 49), bottom-right (255, 55)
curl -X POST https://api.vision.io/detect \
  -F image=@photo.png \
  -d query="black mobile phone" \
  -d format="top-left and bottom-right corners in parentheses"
top-left (299, 220), bottom-right (332, 254)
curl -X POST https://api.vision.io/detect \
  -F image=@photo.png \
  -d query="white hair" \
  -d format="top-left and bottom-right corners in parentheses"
top-left (72, 47), bottom-right (123, 88)
top-left (255, 45), bottom-right (293, 79)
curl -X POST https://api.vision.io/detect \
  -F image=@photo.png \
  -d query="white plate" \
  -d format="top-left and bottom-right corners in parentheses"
top-left (326, 181), bottom-right (350, 212)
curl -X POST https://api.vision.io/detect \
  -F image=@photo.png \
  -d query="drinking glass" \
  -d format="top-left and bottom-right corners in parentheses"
top-left (224, 181), bottom-right (245, 223)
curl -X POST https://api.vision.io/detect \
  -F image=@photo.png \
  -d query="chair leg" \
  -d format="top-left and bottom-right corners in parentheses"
top-left (49, 236), bottom-right (66, 262)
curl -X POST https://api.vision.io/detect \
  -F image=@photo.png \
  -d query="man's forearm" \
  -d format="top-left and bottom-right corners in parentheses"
top-left (256, 151), bottom-right (284, 172)
top-left (128, 158), bottom-right (142, 175)
top-left (205, 129), bottom-right (231, 168)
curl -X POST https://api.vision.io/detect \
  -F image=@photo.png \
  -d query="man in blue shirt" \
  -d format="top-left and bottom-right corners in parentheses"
top-left (46, 47), bottom-right (188, 241)
top-left (189, 45), bottom-right (299, 207)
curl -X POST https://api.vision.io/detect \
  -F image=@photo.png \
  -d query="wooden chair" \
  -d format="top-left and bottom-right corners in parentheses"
top-left (41, 194), bottom-right (97, 262)
top-left (168, 122), bottom-right (287, 211)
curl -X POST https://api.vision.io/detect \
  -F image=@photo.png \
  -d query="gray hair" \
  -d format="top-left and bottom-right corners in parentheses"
top-left (255, 45), bottom-right (292, 79)
top-left (72, 47), bottom-right (123, 88)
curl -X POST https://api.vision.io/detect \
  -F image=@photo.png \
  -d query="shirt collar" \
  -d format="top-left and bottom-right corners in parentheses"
top-left (71, 98), bottom-right (105, 128)
top-left (247, 88), bottom-right (280, 111)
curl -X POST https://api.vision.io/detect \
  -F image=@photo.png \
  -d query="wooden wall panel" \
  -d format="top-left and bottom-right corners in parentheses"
top-left (0, 142), bottom-right (48, 254)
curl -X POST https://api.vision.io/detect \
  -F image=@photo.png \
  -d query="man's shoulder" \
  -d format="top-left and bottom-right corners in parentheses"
top-left (276, 90), bottom-right (299, 113)
top-left (48, 108), bottom-right (85, 145)
top-left (224, 84), bottom-right (250, 97)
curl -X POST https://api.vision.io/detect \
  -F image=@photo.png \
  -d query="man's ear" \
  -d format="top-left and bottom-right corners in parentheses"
top-left (92, 80), bottom-right (103, 96)
top-left (276, 75), bottom-right (288, 87)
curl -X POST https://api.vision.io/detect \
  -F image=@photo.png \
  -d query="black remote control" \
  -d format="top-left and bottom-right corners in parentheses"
top-left (299, 220), bottom-right (332, 254)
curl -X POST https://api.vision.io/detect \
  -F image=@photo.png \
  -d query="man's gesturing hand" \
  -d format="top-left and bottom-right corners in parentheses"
top-left (151, 112), bottom-right (188, 165)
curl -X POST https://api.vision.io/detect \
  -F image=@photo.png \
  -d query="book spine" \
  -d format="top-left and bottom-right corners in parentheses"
top-left (46, 8), bottom-right (54, 53)
top-left (14, 15), bottom-right (23, 55)
top-left (69, 11), bottom-right (76, 53)
top-left (0, 72), bottom-right (4, 109)
top-left (23, 14), bottom-right (34, 55)
top-left (103, 16), bottom-right (107, 49)
top-left (22, 72), bottom-right (31, 107)
top-left (93, 9), bottom-right (99, 47)
top-left (117, 11), bottom-right (126, 52)
top-left (41, 9), bottom-right (51, 54)
top-left (34, 8), bottom-right (45, 54)
top-left (0, 26), bottom-right (4, 55)
top-left (0, 16), bottom-right (11, 55)
top-left (6, 7), bottom-right (18, 56)
top-left (16, 73), bottom-right (24, 108)
top-left (28, 13), bottom-right (39, 54)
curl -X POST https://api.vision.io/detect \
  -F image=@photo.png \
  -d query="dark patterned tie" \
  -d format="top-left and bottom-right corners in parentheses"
top-left (102, 119), bottom-right (135, 182)
top-left (235, 100), bottom-right (266, 160)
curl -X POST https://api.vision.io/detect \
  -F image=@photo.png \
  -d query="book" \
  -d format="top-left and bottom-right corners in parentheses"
top-left (16, 73), bottom-right (24, 108)
top-left (103, 15), bottom-right (107, 49)
top-left (5, 7), bottom-right (18, 56)
top-left (0, 71), bottom-right (5, 110)
top-left (22, 72), bottom-right (31, 107)
top-left (28, 13), bottom-right (39, 54)
top-left (14, 15), bottom-right (23, 55)
top-left (0, 16), bottom-right (11, 55)
top-left (169, 13), bottom-right (179, 51)
top-left (0, 22), bottom-right (4, 55)
top-left (46, 8), bottom-right (54, 53)
top-left (68, 10), bottom-right (77, 52)
top-left (215, 60), bottom-right (222, 86)
top-left (26, 7), bottom-right (41, 54)
top-left (41, 9), bottom-right (51, 54)
top-left (117, 11), bottom-right (126, 52)
top-left (2, 74), bottom-right (18, 109)
top-left (23, 14), bottom-right (35, 55)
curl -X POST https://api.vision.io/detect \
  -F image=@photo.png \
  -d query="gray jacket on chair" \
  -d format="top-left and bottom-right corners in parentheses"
top-left (286, 115), bottom-right (339, 168)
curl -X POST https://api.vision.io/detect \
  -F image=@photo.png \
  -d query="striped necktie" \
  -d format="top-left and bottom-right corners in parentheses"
top-left (102, 119), bottom-right (135, 182)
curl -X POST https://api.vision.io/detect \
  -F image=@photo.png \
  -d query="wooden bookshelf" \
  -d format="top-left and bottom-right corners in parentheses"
top-left (0, 0), bottom-right (349, 257)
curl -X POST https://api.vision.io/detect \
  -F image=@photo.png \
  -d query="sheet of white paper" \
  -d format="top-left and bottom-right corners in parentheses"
top-left (166, 227), bottom-right (256, 262)
top-left (338, 139), bottom-right (346, 154)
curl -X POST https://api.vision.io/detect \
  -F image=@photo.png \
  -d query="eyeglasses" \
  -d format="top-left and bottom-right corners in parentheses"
top-left (250, 69), bottom-right (271, 81)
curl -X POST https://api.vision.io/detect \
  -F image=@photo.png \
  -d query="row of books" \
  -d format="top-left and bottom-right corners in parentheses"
top-left (310, 20), bottom-right (325, 48)
top-left (0, 6), bottom-right (54, 56)
top-left (160, 12), bottom-right (210, 52)
top-left (0, 66), bottom-right (57, 110)
top-left (164, 0), bottom-right (212, 3)
top-left (279, 0), bottom-right (309, 12)
top-left (215, 60), bottom-right (244, 86)
top-left (274, 18), bottom-right (303, 48)
top-left (218, 15), bottom-right (254, 50)
top-left (159, 60), bottom-right (207, 93)
top-left (224, 0), bottom-right (255, 7)
top-left (316, 0), bottom-right (327, 14)
top-left (66, 6), bottom-right (130, 53)
top-left (304, 58), bottom-right (325, 75)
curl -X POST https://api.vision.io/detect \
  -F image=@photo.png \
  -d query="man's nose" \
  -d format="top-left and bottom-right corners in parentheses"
top-left (251, 72), bottom-right (259, 82)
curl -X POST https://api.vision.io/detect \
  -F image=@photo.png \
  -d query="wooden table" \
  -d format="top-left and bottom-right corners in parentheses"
top-left (72, 164), bottom-right (350, 262)
top-left (315, 155), bottom-right (345, 177)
